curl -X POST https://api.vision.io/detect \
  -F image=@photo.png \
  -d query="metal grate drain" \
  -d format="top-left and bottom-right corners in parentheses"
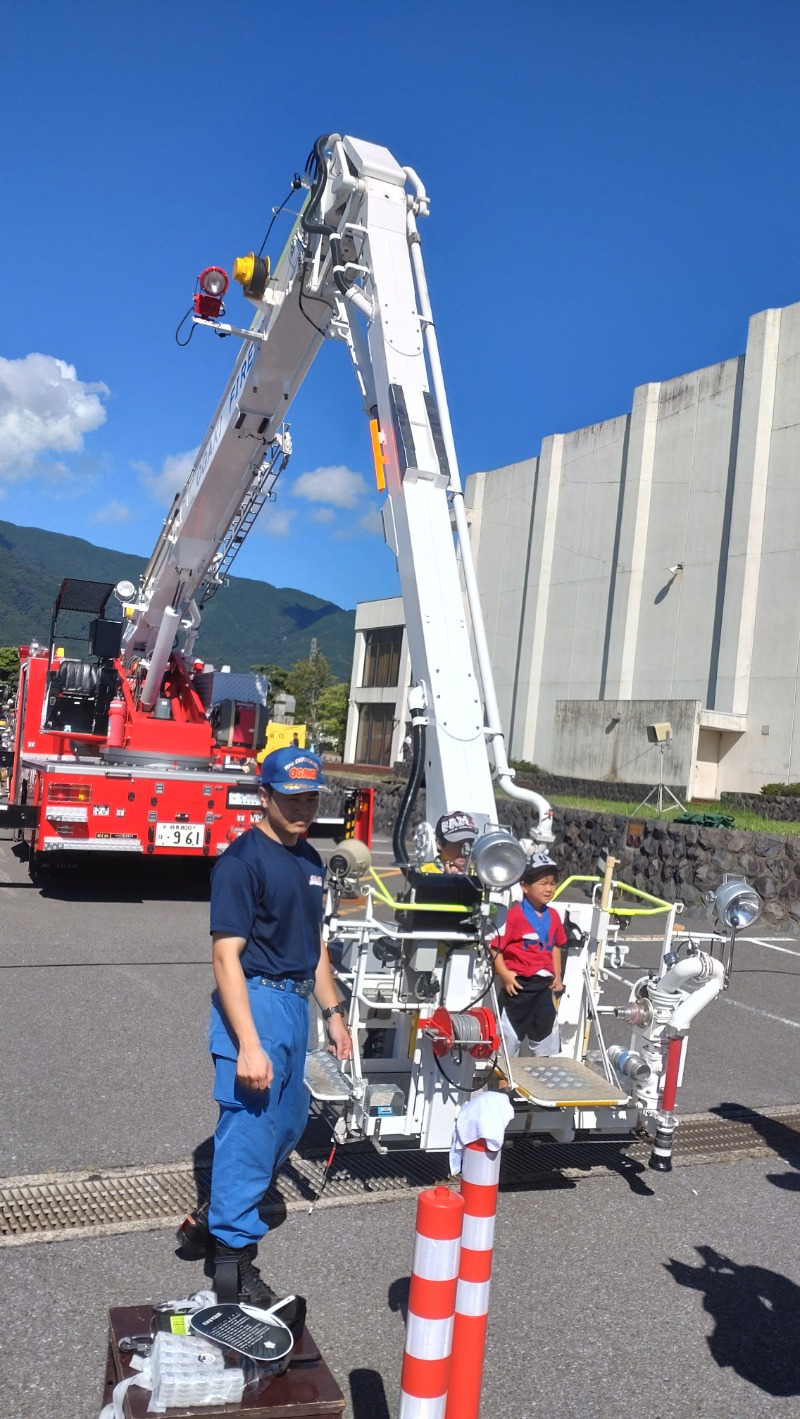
top-left (2, 1105), bottom-right (799, 1248)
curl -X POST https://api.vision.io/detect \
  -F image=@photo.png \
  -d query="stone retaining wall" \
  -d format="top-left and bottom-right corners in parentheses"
top-left (721, 791), bottom-right (800, 823)
top-left (327, 776), bottom-right (799, 932)
top-left (513, 770), bottom-right (688, 804)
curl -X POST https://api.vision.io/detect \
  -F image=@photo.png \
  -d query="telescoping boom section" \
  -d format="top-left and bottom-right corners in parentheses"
top-left (151, 134), bottom-right (553, 839)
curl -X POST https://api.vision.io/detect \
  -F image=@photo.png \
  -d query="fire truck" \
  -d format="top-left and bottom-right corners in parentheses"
top-left (6, 132), bottom-right (753, 1162)
top-left (176, 133), bottom-right (749, 1162)
top-left (5, 609), bottom-right (371, 877)
top-left (2, 284), bottom-right (374, 870)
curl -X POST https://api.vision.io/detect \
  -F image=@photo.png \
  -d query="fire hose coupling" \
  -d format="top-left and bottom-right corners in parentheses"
top-left (613, 999), bottom-right (653, 1027)
top-left (648, 1115), bottom-right (678, 1173)
top-left (689, 950), bottom-right (719, 984)
top-left (420, 1006), bottom-right (499, 1059)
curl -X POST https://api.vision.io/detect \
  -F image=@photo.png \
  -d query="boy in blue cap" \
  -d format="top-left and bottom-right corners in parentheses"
top-left (207, 746), bottom-right (352, 1303)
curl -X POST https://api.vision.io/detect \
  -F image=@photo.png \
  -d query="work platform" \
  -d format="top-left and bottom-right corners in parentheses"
top-left (509, 1056), bottom-right (630, 1108)
top-left (103, 1306), bottom-right (345, 1417)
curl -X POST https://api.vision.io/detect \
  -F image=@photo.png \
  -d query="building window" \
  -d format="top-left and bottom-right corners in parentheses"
top-left (361, 627), bottom-right (403, 688)
top-left (356, 704), bottom-right (396, 766)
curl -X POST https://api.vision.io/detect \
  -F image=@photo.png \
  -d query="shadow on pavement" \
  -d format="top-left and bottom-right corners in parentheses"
top-left (32, 857), bottom-right (213, 903)
top-left (711, 1101), bottom-right (800, 1189)
top-left (388, 1275), bottom-right (410, 1325)
top-left (349, 1367), bottom-right (391, 1419)
top-left (666, 1244), bottom-right (800, 1396)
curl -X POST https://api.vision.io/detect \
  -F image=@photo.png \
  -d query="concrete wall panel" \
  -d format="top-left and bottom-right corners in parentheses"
top-left (551, 697), bottom-right (699, 788)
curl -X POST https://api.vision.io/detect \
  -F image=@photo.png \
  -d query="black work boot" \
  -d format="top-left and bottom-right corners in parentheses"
top-left (212, 1239), bottom-right (279, 1307)
top-left (175, 1201), bottom-right (210, 1255)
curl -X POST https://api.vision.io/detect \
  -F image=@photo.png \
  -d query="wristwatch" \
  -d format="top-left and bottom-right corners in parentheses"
top-left (321, 1003), bottom-right (347, 1021)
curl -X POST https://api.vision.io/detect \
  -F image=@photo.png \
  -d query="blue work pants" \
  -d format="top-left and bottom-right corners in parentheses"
top-left (208, 980), bottom-right (309, 1249)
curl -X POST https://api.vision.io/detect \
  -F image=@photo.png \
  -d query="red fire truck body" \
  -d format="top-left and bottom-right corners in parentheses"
top-left (6, 585), bottom-right (372, 875)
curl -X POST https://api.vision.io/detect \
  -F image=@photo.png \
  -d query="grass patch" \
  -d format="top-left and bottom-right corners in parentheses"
top-left (549, 794), bottom-right (800, 836)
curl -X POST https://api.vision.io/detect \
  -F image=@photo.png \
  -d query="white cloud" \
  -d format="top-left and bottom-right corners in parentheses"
top-left (292, 464), bottom-right (370, 509)
top-left (0, 354), bottom-right (109, 477)
top-left (264, 507), bottom-right (294, 537)
top-left (359, 507), bottom-right (383, 536)
top-left (311, 506), bottom-right (335, 524)
top-left (92, 501), bottom-right (130, 524)
top-left (133, 448), bottom-right (198, 505)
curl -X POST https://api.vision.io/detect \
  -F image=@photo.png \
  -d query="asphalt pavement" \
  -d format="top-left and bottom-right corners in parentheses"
top-left (2, 831), bottom-right (800, 1418)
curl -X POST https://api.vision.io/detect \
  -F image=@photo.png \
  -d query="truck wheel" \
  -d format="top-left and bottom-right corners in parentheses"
top-left (28, 851), bottom-right (49, 883)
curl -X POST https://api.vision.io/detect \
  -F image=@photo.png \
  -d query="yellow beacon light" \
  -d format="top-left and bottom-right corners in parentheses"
top-left (233, 253), bottom-right (270, 300)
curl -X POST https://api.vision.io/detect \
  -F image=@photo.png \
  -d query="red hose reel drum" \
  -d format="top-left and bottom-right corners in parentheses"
top-left (421, 1006), bottom-right (499, 1059)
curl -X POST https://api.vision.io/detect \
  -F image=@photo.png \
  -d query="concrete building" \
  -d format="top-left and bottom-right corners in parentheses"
top-left (466, 300), bottom-right (800, 797)
top-left (343, 596), bottom-right (411, 768)
top-left (347, 299), bottom-right (800, 796)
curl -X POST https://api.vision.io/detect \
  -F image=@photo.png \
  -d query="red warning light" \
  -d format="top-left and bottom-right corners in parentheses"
top-left (193, 266), bottom-right (230, 319)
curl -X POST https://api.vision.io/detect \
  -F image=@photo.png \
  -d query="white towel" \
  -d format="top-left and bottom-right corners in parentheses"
top-left (449, 1090), bottom-right (514, 1175)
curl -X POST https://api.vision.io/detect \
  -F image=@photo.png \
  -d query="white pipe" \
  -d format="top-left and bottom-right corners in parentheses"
top-left (141, 607), bottom-right (180, 712)
top-left (340, 283), bottom-right (373, 320)
top-left (669, 975), bottom-right (724, 1033)
top-left (405, 210), bottom-right (554, 840)
top-left (182, 599), bottom-right (201, 662)
top-left (658, 953), bottom-right (720, 994)
top-left (402, 166), bottom-right (430, 216)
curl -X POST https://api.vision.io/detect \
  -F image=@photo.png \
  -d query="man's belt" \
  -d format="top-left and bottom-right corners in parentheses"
top-left (250, 975), bottom-right (315, 999)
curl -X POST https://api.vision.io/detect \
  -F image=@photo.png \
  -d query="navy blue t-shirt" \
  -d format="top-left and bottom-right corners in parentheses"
top-left (210, 827), bottom-right (325, 981)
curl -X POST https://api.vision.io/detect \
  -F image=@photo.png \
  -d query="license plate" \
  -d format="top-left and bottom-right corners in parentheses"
top-left (154, 823), bottom-right (204, 848)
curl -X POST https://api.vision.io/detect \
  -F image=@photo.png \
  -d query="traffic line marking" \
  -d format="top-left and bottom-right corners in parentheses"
top-left (739, 937), bottom-right (800, 958)
top-left (721, 997), bottom-right (800, 1030)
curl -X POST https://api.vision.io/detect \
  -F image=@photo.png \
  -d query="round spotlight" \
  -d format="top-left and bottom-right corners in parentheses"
top-left (708, 875), bottom-right (761, 930)
top-left (328, 838), bottom-right (372, 895)
top-left (470, 830), bottom-right (527, 890)
top-left (199, 266), bottom-right (229, 296)
top-left (114, 580), bottom-right (136, 602)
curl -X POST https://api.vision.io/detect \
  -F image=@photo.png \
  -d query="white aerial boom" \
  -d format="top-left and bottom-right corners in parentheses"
top-left (124, 133), bottom-right (553, 839)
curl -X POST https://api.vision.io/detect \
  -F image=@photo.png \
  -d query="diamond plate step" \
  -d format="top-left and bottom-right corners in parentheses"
top-left (511, 1056), bottom-right (630, 1107)
top-left (304, 1049), bottom-right (353, 1102)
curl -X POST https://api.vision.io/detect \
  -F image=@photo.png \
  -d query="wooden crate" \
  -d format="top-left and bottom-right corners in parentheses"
top-left (102, 1305), bottom-right (345, 1418)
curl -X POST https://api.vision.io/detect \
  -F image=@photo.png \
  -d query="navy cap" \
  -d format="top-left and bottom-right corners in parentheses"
top-left (435, 810), bottom-right (478, 844)
top-left (260, 747), bottom-right (325, 793)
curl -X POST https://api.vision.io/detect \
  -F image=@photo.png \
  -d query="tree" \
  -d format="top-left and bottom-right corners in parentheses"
top-left (0, 647), bottom-right (20, 693)
top-left (250, 663), bottom-right (291, 715)
top-left (285, 650), bottom-right (332, 736)
top-left (316, 680), bottom-right (349, 757)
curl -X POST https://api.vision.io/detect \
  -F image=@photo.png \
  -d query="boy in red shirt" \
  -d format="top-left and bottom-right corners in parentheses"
top-left (492, 852), bottom-right (566, 1059)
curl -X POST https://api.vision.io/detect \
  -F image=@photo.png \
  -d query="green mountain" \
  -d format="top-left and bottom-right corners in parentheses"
top-left (0, 519), bottom-right (356, 680)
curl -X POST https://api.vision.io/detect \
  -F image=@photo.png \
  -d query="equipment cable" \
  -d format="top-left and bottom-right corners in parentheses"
top-left (298, 276), bottom-right (334, 336)
top-left (258, 177), bottom-right (304, 258)
top-left (392, 719), bottom-right (426, 867)
top-left (297, 137), bottom-right (339, 336)
top-left (174, 307), bottom-right (196, 347)
top-left (433, 1049), bottom-right (498, 1094)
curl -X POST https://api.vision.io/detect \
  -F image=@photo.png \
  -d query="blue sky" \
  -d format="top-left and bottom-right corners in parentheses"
top-left (3, 2), bottom-right (800, 610)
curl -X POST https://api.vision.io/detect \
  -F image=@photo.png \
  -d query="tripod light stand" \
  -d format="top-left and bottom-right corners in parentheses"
top-left (633, 724), bottom-right (685, 817)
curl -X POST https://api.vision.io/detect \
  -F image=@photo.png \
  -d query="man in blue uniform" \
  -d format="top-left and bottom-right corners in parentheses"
top-left (207, 746), bottom-right (352, 1303)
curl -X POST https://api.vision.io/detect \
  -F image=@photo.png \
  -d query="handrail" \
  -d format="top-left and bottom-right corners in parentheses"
top-left (552, 873), bottom-right (676, 917)
top-left (367, 867), bottom-right (478, 914)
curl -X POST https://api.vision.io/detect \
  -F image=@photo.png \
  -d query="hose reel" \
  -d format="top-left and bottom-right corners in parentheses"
top-left (420, 1006), bottom-right (499, 1060)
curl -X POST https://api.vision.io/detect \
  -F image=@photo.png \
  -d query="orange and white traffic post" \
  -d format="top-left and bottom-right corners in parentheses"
top-left (444, 1139), bottom-right (502, 1419)
top-left (399, 1184), bottom-right (465, 1419)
